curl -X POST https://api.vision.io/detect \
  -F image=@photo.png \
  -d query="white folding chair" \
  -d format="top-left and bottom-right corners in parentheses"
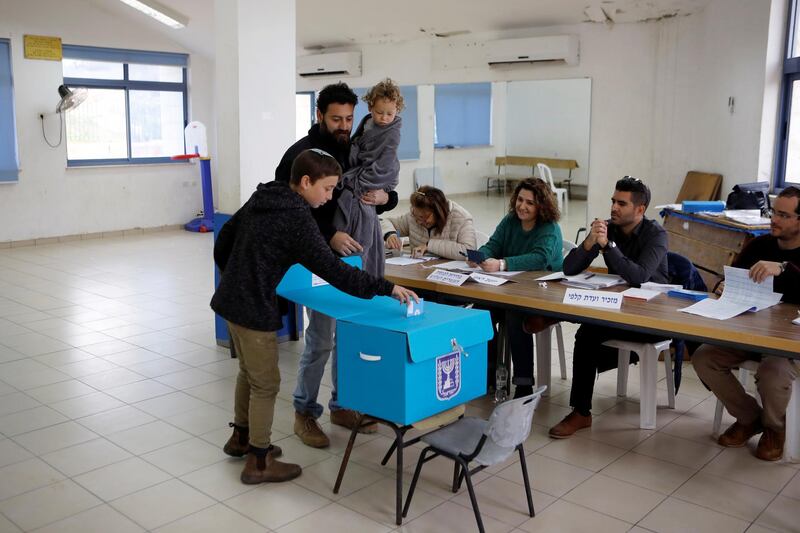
top-left (712, 360), bottom-right (800, 462)
top-left (602, 338), bottom-right (675, 429)
top-left (413, 167), bottom-right (443, 189)
top-left (403, 387), bottom-right (547, 533)
top-left (475, 231), bottom-right (490, 248)
top-left (532, 240), bottom-right (576, 393)
top-left (536, 163), bottom-right (568, 216)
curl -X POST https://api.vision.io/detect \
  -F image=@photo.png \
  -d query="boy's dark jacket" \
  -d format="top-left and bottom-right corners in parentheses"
top-left (210, 181), bottom-right (394, 331)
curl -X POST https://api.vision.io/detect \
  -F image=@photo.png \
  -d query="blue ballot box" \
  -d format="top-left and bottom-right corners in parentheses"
top-left (277, 259), bottom-right (493, 425)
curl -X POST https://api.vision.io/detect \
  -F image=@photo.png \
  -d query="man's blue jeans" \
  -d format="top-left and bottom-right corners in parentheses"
top-left (292, 309), bottom-right (341, 418)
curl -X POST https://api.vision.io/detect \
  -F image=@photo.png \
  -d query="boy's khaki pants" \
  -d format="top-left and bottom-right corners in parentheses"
top-left (228, 322), bottom-right (280, 449)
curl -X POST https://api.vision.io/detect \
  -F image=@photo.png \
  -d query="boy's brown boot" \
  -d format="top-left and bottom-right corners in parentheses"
top-left (224, 424), bottom-right (282, 458)
top-left (240, 448), bottom-right (301, 484)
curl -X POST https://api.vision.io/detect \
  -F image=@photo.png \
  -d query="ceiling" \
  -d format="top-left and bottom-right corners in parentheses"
top-left (89, 0), bottom-right (713, 57)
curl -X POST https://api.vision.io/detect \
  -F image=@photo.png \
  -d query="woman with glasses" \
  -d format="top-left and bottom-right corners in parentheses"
top-left (470, 178), bottom-right (564, 398)
top-left (381, 186), bottom-right (477, 260)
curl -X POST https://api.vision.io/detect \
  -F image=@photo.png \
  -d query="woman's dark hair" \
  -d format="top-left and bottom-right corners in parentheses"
top-left (290, 148), bottom-right (342, 185)
top-left (410, 186), bottom-right (450, 233)
top-left (615, 176), bottom-right (651, 207)
top-left (508, 178), bottom-right (560, 223)
top-left (316, 82), bottom-right (358, 114)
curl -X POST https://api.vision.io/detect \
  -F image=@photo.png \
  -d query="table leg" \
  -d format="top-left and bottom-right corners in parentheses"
top-left (333, 414), bottom-right (363, 494)
top-left (391, 425), bottom-right (404, 525)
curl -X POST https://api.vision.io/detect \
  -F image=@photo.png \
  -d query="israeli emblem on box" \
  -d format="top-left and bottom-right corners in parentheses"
top-left (436, 350), bottom-right (461, 401)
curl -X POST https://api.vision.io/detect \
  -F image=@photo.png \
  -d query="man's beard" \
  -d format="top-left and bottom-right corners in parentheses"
top-left (320, 122), bottom-right (350, 146)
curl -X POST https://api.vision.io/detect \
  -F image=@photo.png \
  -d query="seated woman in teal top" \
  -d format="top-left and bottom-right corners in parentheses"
top-left (468, 178), bottom-right (563, 398)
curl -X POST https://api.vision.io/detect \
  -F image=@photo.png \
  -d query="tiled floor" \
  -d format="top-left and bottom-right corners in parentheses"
top-left (0, 194), bottom-right (798, 532)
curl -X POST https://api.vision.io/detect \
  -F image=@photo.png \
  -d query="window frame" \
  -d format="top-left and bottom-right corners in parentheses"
top-left (62, 45), bottom-right (189, 167)
top-left (774, 0), bottom-right (800, 188)
top-left (0, 38), bottom-right (19, 183)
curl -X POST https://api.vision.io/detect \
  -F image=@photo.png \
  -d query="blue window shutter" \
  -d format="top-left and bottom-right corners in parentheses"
top-left (0, 39), bottom-right (19, 183)
top-left (62, 45), bottom-right (188, 66)
top-left (351, 85), bottom-right (419, 161)
top-left (434, 82), bottom-right (491, 148)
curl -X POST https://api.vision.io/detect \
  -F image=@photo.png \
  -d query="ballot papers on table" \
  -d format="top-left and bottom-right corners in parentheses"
top-left (537, 271), bottom-right (626, 290)
top-left (679, 265), bottom-right (783, 320)
top-left (277, 258), bottom-right (493, 426)
top-left (432, 260), bottom-right (523, 277)
top-left (385, 254), bottom-right (436, 266)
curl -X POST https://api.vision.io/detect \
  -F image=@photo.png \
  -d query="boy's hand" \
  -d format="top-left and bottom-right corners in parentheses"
top-left (330, 232), bottom-right (363, 256)
top-left (386, 234), bottom-right (402, 250)
top-left (391, 285), bottom-right (419, 304)
top-left (361, 190), bottom-right (389, 206)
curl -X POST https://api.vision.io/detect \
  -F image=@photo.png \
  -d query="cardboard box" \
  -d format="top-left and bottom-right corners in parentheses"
top-left (277, 258), bottom-right (493, 425)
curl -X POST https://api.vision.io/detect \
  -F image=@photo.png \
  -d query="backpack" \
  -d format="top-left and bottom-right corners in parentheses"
top-left (725, 182), bottom-right (771, 212)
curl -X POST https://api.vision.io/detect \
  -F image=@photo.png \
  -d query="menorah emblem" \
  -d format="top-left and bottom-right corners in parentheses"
top-left (436, 351), bottom-right (461, 401)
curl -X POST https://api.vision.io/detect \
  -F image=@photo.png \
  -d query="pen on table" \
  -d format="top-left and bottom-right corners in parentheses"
top-left (459, 251), bottom-right (467, 258)
top-left (584, 273), bottom-right (595, 280)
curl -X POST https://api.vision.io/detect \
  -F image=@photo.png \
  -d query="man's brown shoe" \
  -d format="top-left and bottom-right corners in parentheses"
top-left (330, 408), bottom-right (378, 434)
top-left (294, 412), bottom-right (330, 448)
top-left (549, 411), bottom-right (592, 439)
top-left (718, 421), bottom-right (763, 448)
top-left (223, 424), bottom-right (282, 458)
top-left (240, 452), bottom-right (301, 484)
top-left (755, 428), bottom-right (785, 461)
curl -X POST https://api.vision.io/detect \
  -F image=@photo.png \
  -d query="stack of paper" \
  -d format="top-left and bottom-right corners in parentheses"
top-left (621, 288), bottom-right (661, 301)
top-left (385, 254), bottom-right (436, 266)
top-left (640, 282), bottom-right (683, 293)
top-left (561, 272), bottom-right (626, 290)
top-left (679, 266), bottom-right (783, 320)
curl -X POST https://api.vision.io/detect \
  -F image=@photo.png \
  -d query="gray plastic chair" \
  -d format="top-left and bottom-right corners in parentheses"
top-left (403, 386), bottom-right (547, 533)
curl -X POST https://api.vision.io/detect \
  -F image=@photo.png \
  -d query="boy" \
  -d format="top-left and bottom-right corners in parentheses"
top-left (211, 148), bottom-right (417, 484)
top-left (334, 78), bottom-right (404, 278)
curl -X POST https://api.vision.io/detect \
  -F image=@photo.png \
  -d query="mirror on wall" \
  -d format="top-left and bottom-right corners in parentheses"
top-left (427, 78), bottom-right (592, 244)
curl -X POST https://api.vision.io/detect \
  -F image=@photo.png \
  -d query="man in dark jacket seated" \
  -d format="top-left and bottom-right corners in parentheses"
top-left (549, 177), bottom-right (669, 438)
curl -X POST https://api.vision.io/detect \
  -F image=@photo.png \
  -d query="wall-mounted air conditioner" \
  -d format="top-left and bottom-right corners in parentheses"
top-left (297, 51), bottom-right (362, 78)
top-left (486, 36), bottom-right (579, 67)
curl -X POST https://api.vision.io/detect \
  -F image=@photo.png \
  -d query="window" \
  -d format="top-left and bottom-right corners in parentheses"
top-left (352, 85), bottom-right (420, 160)
top-left (296, 91), bottom-right (314, 141)
top-left (62, 45), bottom-right (188, 166)
top-left (776, 1), bottom-right (800, 186)
top-left (434, 82), bottom-right (491, 149)
top-left (0, 39), bottom-right (19, 182)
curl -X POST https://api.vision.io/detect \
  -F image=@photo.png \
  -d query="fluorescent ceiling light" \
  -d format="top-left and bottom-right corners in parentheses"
top-left (117, 0), bottom-right (189, 29)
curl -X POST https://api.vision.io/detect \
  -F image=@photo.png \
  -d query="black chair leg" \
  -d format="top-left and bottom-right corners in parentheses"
top-left (518, 445), bottom-right (535, 517)
top-left (403, 448), bottom-right (429, 518)
top-left (461, 459), bottom-right (485, 533)
top-left (381, 440), bottom-right (398, 466)
top-left (451, 462), bottom-right (460, 493)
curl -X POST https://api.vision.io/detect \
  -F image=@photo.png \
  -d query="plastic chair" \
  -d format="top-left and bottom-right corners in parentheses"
top-left (536, 163), bottom-right (568, 216)
top-left (413, 167), bottom-right (443, 189)
top-left (603, 338), bottom-right (675, 429)
top-left (475, 231), bottom-right (490, 248)
top-left (532, 239), bottom-right (576, 391)
top-left (403, 387), bottom-right (547, 533)
top-left (712, 360), bottom-right (800, 462)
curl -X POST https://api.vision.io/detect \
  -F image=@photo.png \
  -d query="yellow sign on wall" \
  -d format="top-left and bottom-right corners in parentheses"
top-left (23, 35), bottom-right (62, 61)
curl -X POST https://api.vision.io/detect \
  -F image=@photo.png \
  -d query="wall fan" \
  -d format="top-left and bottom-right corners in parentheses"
top-left (41, 85), bottom-right (89, 148)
